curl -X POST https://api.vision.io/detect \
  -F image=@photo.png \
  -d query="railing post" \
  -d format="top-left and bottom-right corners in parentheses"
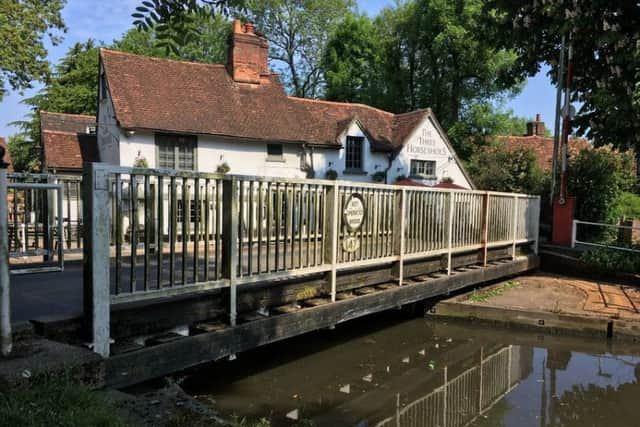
top-left (82, 163), bottom-right (111, 358)
top-left (447, 192), bottom-right (454, 275)
top-left (478, 347), bottom-right (484, 412)
top-left (571, 219), bottom-right (577, 249)
top-left (480, 193), bottom-right (490, 266)
top-left (392, 188), bottom-right (406, 286)
top-left (534, 196), bottom-right (541, 254)
top-left (324, 182), bottom-right (339, 302)
top-left (0, 156), bottom-right (11, 356)
top-left (222, 177), bottom-right (239, 326)
top-left (511, 195), bottom-right (519, 260)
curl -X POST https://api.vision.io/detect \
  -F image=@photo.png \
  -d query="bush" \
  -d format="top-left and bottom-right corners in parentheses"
top-left (216, 162), bottom-right (230, 174)
top-left (580, 247), bottom-right (640, 275)
top-left (608, 191), bottom-right (640, 223)
top-left (568, 146), bottom-right (636, 223)
top-left (467, 143), bottom-right (547, 194)
top-left (325, 169), bottom-right (338, 180)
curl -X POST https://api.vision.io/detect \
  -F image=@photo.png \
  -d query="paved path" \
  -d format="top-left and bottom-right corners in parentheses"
top-left (466, 273), bottom-right (640, 320)
top-left (10, 262), bottom-right (83, 323)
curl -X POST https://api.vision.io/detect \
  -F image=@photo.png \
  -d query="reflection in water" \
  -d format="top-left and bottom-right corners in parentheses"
top-left (376, 345), bottom-right (531, 427)
top-left (182, 313), bottom-right (640, 427)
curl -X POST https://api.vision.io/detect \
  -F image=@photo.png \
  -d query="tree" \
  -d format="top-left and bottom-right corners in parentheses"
top-left (242, 0), bottom-right (354, 98)
top-left (15, 40), bottom-right (100, 158)
top-left (0, 0), bottom-right (66, 100)
top-left (322, 13), bottom-right (383, 104)
top-left (131, 0), bottom-right (244, 55)
top-left (116, 13), bottom-right (231, 64)
top-left (484, 1), bottom-right (640, 154)
top-left (6, 133), bottom-right (39, 172)
top-left (467, 142), bottom-right (546, 195)
top-left (447, 102), bottom-right (531, 159)
top-left (370, 0), bottom-right (522, 125)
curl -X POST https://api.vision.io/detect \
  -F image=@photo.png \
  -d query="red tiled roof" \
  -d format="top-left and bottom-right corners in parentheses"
top-left (40, 111), bottom-right (99, 171)
top-left (0, 137), bottom-right (13, 172)
top-left (395, 178), bottom-right (428, 187)
top-left (495, 135), bottom-right (590, 171)
top-left (432, 181), bottom-right (468, 190)
top-left (100, 49), bottom-right (430, 149)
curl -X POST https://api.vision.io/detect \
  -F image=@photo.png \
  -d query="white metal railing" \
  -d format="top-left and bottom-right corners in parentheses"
top-left (571, 219), bottom-right (640, 254)
top-left (375, 345), bottom-right (522, 427)
top-left (82, 163), bottom-right (541, 357)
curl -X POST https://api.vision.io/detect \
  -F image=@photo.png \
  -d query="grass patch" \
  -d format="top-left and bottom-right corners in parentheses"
top-left (468, 280), bottom-right (521, 303)
top-left (0, 375), bottom-right (127, 427)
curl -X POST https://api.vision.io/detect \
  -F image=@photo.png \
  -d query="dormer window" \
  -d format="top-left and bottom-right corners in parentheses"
top-left (345, 136), bottom-right (363, 172)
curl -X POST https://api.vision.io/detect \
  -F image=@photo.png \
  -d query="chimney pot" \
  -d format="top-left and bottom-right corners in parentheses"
top-left (245, 22), bottom-right (255, 34)
top-left (233, 19), bottom-right (243, 34)
top-left (536, 113), bottom-right (541, 122)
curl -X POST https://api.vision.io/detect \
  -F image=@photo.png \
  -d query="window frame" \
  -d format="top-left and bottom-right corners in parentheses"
top-left (410, 159), bottom-right (436, 178)
top-left (344, 136), bottom-right (364, 173)
top-left (266, 143), bottom-right (284, 162)
top-left (155, 133), bottom-right (197, 171)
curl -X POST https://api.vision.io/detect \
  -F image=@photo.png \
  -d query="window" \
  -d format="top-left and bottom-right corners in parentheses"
top-left (410, 160), bottom-right (436, 177)
top-left (157, 133), bottom-right (196, 170)
top-left (267, 143), bottom-right (284, 161)
top-left (345, 136), bottom-right (363, 171)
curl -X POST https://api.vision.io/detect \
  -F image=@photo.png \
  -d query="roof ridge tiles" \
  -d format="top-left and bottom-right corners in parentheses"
top-left (40, 111), bottom-right (96, 120)
top-left (100, 48), bottom-right (228, 69)
top-left (287, 96), bottom-right (396, 116)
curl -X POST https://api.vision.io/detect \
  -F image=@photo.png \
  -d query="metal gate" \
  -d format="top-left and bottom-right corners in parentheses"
top-left (8, 182), bottom-right (64, 274)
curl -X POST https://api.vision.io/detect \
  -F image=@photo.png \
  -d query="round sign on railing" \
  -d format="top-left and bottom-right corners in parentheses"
top-left (343, 193), bottom-right (365, 232)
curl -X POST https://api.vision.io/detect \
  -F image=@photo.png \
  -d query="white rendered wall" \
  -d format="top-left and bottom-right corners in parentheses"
top-left (388, 116), bottom-right (471, 188)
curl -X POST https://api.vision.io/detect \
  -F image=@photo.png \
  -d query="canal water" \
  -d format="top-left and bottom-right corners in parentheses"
top-left (183, 311), bottom-right (640, 426)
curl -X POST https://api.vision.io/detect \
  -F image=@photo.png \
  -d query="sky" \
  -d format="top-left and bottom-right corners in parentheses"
top-left (0, 0), bottom-right (557, 139)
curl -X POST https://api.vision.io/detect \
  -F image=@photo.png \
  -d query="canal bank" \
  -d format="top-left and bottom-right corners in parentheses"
top-left (428, 271), bottom-right (640, 340)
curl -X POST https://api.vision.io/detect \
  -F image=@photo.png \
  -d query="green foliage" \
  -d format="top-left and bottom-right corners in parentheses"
top-left (325, 169), bottom-right (338, 180)
top-left (0, 375), bottom-right (126, 427)
top-left (447, 103), bottom-right (530, 159)
top-left (6, 133), bottom-right (39, 172)
top-left (12, 40), bottom-right (100, 171)
top-left (608, 192), bottom-right (640, 223)
top-left (323, 13), bottom-right (383, 104)
top-left (580, 248), bottom-right (640, 275)
top-left (468, 280), bottom-right (521, 303)
top-left (467, 142), bottom-right (546, 194)
top-left (116, 13), bottom-right (231, 63)
top-left (0, 0), bottom-right (66, 100)
top-left (131, 0), bottom-right (244, 55)
top-left (568, 147), bottom-right (636, 223)
top-left (216, 162), bottom-right (230, 174)
top-left (242, 0), bottom-right (354, 98)
top-left (483, 1), bottom-right (640, 154)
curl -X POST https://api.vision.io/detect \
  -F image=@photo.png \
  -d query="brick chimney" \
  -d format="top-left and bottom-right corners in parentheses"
top-left (227, 19), bottom-right (269, 84)
top-left (526, 113), bottom-right (546, 136)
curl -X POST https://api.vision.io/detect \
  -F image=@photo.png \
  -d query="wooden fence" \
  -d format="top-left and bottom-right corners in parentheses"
top-left (83, 163), bottom-right (541, 357)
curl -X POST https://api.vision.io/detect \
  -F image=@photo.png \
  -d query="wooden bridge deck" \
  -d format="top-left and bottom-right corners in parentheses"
top-left (100, 253), bottom-right (537, 388)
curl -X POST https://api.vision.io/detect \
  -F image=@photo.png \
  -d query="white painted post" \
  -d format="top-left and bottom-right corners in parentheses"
top-left (481, 193), bottom-right (490, 266)
top-left (325, 182), bottom-right (339, 302)
top-left (82, 163), bottom-right (111, 357)
top-left (511, 195), bottom-right (519, 260)
top-left (0, 156), bottom-right (11, 356)
top-left (446, 192), bottom-right (454, 275)
top-left (571, 219), bottom-right (577, 249)
top-left (393, 188), bottom-right (406, 286)
top-left (222, 177), bottom-right (239, 326)
top-left (507, 345), bottom-right (513, 387)
top-left (533, 196), bottom-right (541, 254)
